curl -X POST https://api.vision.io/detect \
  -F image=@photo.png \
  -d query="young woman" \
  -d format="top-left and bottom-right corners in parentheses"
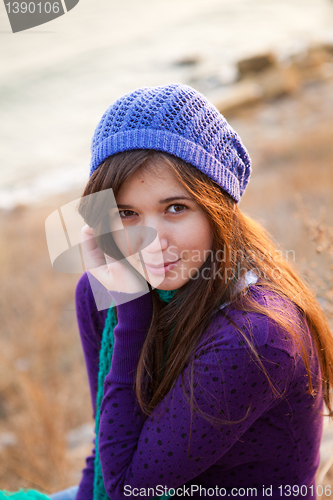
top-left (71, 84), bottom-right (333, 500)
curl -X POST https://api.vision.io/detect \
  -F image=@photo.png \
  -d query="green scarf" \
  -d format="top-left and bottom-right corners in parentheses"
top-left (0, 492), bottom-right (50, 500)
top-left (93, 288), bottom-right (179, 500)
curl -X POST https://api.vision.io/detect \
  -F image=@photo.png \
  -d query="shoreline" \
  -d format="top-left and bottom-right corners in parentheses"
top-left (0, 42), bottom-right (333, 211)
top-left (1, 42), bottom-right (332, 213)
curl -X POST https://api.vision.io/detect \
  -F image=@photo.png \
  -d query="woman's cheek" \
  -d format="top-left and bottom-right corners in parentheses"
top-left (168, 268), bottom-right (179, 281)
top-left (168, 245), bottom-right (179, 261)
top-left (179, 250), bottom-right (190, 263)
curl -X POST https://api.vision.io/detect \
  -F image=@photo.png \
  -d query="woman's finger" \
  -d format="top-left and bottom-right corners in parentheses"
top-left (80, 225), bottom-right (106, 270)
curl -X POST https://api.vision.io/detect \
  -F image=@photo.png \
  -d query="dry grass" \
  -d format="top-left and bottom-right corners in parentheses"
top-left (294, 195), bottom-right (333, 321)
top-left (0, 198), bottom-right (92, 493)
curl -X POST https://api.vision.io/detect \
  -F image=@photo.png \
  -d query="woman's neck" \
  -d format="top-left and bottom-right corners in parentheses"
top-left (155, 288), bottom-right (179, 303)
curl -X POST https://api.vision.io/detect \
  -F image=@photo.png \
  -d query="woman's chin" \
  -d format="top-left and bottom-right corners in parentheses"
top-left (148, 273), bottom-right (186, 291)
top-left (128, 259), bottom-right (186, 290)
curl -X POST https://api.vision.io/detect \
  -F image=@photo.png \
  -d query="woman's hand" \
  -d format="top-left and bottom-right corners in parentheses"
top-left (80, 224), bottom-right (148, 294)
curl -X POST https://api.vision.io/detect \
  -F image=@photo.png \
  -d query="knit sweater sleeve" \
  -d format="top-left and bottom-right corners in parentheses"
top-left (74, 273), bottom-right (149, 500)
top-left (98, 287), bottom-right (298, 500)
top-left (74, 273), bottom-right (106, 500)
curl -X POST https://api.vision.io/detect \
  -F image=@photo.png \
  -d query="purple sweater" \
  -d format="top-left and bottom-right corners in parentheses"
top-left (74, 272), bottom-right (323, 500)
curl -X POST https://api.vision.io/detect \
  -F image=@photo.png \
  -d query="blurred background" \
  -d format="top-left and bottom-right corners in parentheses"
top-left (0, 0), bottom-right (333, 494)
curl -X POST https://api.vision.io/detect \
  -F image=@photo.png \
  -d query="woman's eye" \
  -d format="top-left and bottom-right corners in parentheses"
top-left (119, 204), bottom-right (187, 218)
top-left (119, 210), bottom-right (136, 218)
top-left (168, 204), bottom-right (187, 214)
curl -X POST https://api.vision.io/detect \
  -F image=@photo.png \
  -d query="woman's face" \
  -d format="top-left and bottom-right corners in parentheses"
top-left (109, 159), bottom-right (214, 291)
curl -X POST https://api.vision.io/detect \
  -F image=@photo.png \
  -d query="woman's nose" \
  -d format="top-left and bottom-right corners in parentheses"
top-left (138, 217), bottom-right (169, 254)
top-left (143, 234), bottom-right (168, 254)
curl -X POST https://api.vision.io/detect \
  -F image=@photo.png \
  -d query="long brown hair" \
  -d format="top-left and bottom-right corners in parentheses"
top-left (77, 149), bottom-right (333, 429)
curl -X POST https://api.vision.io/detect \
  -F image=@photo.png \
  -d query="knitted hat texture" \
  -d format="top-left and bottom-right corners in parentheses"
top-left (90, 83), bottom-right (251, 203)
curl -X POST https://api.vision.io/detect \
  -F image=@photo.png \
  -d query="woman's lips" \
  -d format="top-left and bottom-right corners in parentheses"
top-left (144, 259), bottom-right (180, 276)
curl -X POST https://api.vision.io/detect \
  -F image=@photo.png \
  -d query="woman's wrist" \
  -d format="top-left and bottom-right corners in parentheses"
top-left (107, 289), bottom-right (153, 328)
top-left (106, 290), bottom-right (153, 383)
top-left (107, 289), bottom-right (150, 307)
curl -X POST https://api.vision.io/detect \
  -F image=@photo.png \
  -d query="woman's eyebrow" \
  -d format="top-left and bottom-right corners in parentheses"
top-left (117, 196), bottom-right (193, 209)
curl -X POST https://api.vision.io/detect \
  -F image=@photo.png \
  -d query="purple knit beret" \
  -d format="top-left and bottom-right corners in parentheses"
top-left (90, 83), bottom-right (251, 203)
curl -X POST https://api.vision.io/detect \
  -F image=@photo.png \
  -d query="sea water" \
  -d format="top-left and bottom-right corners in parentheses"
top-left (0, 0), bottom-right (332, 210)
